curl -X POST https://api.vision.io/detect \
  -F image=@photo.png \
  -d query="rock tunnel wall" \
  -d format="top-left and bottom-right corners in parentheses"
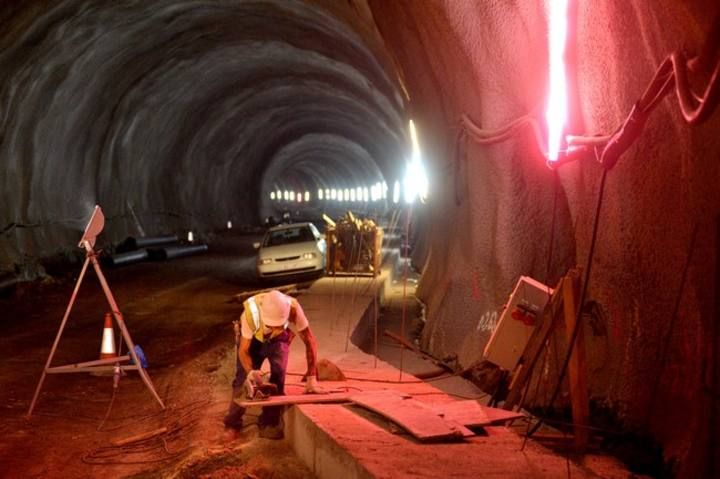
top-left (368, 0), bottom-right (720, 475)
top-left (0, 0), bottom-right (407, 276)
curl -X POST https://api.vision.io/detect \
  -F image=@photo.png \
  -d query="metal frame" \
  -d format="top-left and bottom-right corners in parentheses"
top-left (26, 240), bottom-right (165, 417)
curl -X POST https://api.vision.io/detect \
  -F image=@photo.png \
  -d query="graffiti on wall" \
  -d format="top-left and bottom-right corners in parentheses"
top-left (475, 309), bottom-right (498, 332)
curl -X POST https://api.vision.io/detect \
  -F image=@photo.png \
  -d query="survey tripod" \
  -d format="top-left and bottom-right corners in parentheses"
top-left (27, 206), bottom-right (165, 417)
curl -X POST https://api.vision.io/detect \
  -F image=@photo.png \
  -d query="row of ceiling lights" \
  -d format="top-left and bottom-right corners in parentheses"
top-left (268, 120), bottom-right (429, 206)
top-left (269, 180), bottom-right (405, 204)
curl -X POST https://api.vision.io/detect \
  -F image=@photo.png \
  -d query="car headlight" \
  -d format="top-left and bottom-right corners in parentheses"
top-left (258, 258), bottom-right (273, 265)
top-left (302, 252), bottom-right (317, 260)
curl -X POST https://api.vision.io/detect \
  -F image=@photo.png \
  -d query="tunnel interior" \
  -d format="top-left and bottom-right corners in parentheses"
top-left (1, 0), bottom-right (720, 477)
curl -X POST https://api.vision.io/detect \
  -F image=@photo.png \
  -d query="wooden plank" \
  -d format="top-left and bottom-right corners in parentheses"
top-left (562, 273), bottom-right (589, 451)
top-left (432, 400), bottom-right (490, 426)
top-left (504, 278), bottom-right (565, 410)
top-left (482, 405), bottom-right (526, 424)
top-left (350, 390), bottom-right (473, 441)
top-left (432, 400), bottom-right (525, 426)
top-left (235, 392), bottom-right (350, 408)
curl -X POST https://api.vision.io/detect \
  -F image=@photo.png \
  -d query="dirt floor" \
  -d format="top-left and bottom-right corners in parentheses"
top-left (0, 231), bottom-right (635, 478)
top-left (0, 231), bottom-right (318, 478)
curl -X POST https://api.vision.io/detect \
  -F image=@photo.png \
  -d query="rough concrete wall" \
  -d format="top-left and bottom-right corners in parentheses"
top-left (0, 0), bottom-right (406, 275)
top-left (368, 0), bottom-right (720, 475)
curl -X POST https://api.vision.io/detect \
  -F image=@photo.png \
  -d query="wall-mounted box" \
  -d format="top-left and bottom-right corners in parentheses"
top-left (483, 276), bottom-right (553, 371)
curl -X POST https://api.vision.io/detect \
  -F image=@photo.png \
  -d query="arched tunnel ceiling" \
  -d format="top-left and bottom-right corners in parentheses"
top-left (0, 0), bottom-right (408, 264)
top-left (264, 133), bottom-right (383, 190)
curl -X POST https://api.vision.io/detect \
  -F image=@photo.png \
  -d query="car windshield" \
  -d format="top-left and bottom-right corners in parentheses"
top-left (263, 226), bottom-right (315, 247)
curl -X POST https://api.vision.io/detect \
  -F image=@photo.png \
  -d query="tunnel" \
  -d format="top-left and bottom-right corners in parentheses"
top-left (1, 0), bottom-right (719, 477)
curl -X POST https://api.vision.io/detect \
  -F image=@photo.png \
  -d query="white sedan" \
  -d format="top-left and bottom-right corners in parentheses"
top-left (255, 222), bottom-right (326, 279)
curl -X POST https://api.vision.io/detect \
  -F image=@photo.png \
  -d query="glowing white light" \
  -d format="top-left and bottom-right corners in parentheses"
top-left (363, 187), bottom-right (369, 202)
top-left (325, 189), bottom-right (330, 200)
top-left (393, 181), bottom-right (400, 204)
top-left (289, 191), bottom-right (295, 201)
top-left (546, 0), bottom-right (569, 161)
top-left (227, 221), bottom-right (232, 229)
top-left (283, 190), bottom-right (289, 201)
top-left (276, 189), bottom-right (282, 199)
top-left (382, 181), bottom-right (388, 199)
top-left (270, 191), bottom-right (276, 200)
top-left (305, 191), bottom-right (310, 202)
top-left (187, 231), bottom-right (194, 242)
top-left (331, 188), bottom-right (337, 200)
top-left (404, 120), bottom-right (429, 203)
top-left (350, 189), bottom-right (356, 202)
top-left (344, 189), bottom-right (350, 201)
top-left (318, 189), bottom-right (324, 200)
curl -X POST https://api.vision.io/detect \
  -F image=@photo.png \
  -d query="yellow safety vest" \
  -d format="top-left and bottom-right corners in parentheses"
top-left (243, 294), bottom-right (293, 342)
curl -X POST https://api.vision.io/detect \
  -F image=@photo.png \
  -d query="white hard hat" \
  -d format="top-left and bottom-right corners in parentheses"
top-left (260, 290), bottom-right (291, 327)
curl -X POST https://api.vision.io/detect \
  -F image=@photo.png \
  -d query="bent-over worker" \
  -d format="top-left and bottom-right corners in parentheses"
top-left (224, 289), bottom-right (322, 439)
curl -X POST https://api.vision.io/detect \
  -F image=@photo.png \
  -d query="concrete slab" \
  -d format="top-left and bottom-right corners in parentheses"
top-left (272, 271), bottom-right (629, 478)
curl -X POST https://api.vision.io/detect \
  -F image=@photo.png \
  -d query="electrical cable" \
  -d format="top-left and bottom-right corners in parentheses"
top-left (96, 386), bottom-right (119, 432)
top-left (526, 168), bottom-right (609, 438)
top-left (453, 127), bottom-right (467, 206)
top-left (398, 206), bottom-right (412, 381)
top-left (461, 33), bottom-right (720, 167)
top-left (644, 222), bottom-right (698, 426)
top-left (82, 398), bottom-right (214, 465)
top-left (671, 51), bottom-right (720, 124)
top-left (461, 113), bottom-right (547, 153)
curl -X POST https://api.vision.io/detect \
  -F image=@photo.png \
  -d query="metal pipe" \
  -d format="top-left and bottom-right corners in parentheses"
top-left (154, 244), bottom-right (208, 260)
top-left (128, 235), bottom-right (179, 250)
top-left (107, 249), bottom-right (149, 267)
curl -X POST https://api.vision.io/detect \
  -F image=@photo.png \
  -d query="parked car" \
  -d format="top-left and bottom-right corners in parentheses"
top-left (254, 222), bottom-right (326, 279)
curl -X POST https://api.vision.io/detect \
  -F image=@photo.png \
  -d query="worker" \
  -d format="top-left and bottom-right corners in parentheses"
top-left (224, 289), bottom-right (323, 439)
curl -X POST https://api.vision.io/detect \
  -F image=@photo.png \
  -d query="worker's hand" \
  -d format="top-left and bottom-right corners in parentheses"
top-left (247, 369), bottom-right (264, 385)
top-left (304, 375), bottom-right (326, 394)
top-left (243, 369), bottom-right (265, 399)
top-left (232, 320), bottom-right (240, 339)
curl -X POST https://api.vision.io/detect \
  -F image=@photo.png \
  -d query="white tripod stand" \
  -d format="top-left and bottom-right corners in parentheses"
top-left (27, 205), bottom-right (165, 417)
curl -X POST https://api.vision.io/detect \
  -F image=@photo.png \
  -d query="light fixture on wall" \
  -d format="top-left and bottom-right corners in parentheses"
top-left (545, 0), bottom-right (569, 163)
top-left (461, 0), bottom-right (720, 171)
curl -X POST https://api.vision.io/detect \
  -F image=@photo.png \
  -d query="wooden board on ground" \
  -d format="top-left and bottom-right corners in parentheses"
top-left (350, 390), bottom-right (474, 441)
top-left (235, 392), bottom-right (350, 408)
top-left (482, 405), bottom-right (526, 424)
top-left (432, 400), bottom-right (490, 426)
top-left (432, 400), bottom-right (525, 426)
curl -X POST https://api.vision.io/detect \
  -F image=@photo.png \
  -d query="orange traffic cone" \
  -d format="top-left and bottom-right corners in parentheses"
top-left (100, 313), bottom-right (117, 359)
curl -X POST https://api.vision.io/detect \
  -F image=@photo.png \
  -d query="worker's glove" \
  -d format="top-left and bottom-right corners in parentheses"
top-left (304, 375), bottom-right (326, 394)
top-left (243, 369), bottom-right (265, 398)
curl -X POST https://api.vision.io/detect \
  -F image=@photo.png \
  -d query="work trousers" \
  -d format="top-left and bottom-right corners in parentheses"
top-left (223, 330), bottom-right (290, 429)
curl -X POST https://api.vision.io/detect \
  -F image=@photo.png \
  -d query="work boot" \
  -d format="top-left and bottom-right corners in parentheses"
top-left (258, 424), bottom-right (284, 439)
